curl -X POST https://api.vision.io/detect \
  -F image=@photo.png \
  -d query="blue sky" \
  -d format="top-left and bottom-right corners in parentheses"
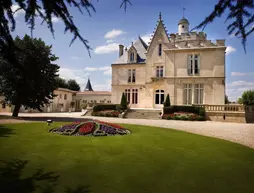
top-left (11, 0), bottom-right (254, 101)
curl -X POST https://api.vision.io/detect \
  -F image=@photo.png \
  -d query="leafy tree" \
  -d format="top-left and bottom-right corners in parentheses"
top-left (241, 90), bottom-right (254, 105)
top-left (192, 0), bottom-right (254, 53)
top-left (0, 35), bottom-right (59, 117)
top-left (225, 95), bottom-right (230, 104)
top-left (237, 97), bottom-right (243, 104)
top-left (120, 92), bottom-right (128, 110)
top-left (164, 94), bottom-right (171, 107)
top-left (67, 79), bottom-right (80, 91)
top-left (55, 77), bottom-right (68, 89)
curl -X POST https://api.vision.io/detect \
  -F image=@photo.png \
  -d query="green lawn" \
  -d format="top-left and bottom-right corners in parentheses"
top-left (0, 122), bottom-right (254, 193)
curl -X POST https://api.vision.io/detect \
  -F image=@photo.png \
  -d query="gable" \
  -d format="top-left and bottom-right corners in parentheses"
top-left (147, 21), bottom-right (171, 54)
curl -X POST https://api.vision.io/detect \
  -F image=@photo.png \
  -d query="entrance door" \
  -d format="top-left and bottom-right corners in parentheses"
top-left (154, 90), bottom-right (164, 109)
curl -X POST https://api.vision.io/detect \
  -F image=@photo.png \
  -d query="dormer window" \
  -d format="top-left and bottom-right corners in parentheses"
top-left (130, 52), bottom-right (135, 62)
top-left (158, 44), bottom-right (162, 56)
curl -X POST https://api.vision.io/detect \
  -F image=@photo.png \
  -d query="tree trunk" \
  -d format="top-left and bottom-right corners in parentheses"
top-left (12, 103), bottom-right (21, 117)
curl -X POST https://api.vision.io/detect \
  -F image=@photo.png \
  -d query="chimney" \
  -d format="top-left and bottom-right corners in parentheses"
top-left (216, 40), bottom-right (225, 46)
top-left (119, 44), bottom-right (124, 57)
top-left (170, 33), bottom-right (176, 45)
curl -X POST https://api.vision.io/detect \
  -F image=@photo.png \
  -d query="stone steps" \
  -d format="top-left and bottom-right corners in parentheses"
top-left (125, 109), bottom-right (162, 119)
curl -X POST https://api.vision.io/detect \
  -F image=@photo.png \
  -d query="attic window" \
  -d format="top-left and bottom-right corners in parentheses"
top-left (158, 44), bottom-right (162, 56)
top-left (130, 52), bottom-right (135, 62)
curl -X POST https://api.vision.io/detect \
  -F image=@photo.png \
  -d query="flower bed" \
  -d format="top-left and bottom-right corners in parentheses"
top-left (49, 120), bottom-right (131, 136)
top-left (162, 112), bottom-right (205, 121)
top-left (91, 110), bottom-right (120, 117)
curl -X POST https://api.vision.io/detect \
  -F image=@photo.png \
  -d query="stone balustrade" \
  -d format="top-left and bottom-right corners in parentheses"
top-left (193, 104), bottom-right (246, 112)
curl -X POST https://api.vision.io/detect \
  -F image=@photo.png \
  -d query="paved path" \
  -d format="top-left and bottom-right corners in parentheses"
top-left (1, 112), bottom-right (254, 149)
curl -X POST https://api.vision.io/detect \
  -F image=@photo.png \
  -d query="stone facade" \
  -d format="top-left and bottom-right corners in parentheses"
top-left (111, 13), bottom-right (226, 109)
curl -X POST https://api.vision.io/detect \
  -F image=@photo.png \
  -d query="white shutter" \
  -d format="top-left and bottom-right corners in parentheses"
top-left (187, 55), bottom-right (192, 75)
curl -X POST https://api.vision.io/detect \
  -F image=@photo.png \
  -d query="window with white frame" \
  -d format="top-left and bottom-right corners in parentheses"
top-left (183, 84), bottom-right (204, 105)
top-left (194, 84), bottom-right (204, 104)
top-left (187, 54), bottom-right (200, 75)
top-left (125, 89), bottom-right (138, 104)
top-left (132, 89), bottom-right (138, 104)
top-left (156, 66), bottom-right (164, 78)
top-left (128, 69), bottom-right (136, 83)
top-left (155, 90), bottom-right (165, 104)
top-left (130, 52), bottom-right (135, 62)
top-left (183, 84), bottom-right (192, 105)
top-left (125, 89), bottom-right (131, 104)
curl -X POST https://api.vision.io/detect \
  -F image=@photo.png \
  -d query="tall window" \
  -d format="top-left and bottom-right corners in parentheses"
top-left (194, 84), bottom-right (204, 104)
top-left (64, 94), bottom-right (67, 100)
top-left (155, 90), bottom-right (164, 104)
top-left (130, 52), bottom-right (135, 62)
top-left (128, 69), bottom-right (136, 83)
top-left (125, 89), bottom-right (131, 104)
top-left (187, 54), bottom-right (200, 75)
top-left (158, 44), bottom-right (162, 56)
top-left (183, 84), bottom-right (192, 105)
top-left (156, 66), bottom-right (164, 78)
top-left (132, 89), bottom-right (138, 104)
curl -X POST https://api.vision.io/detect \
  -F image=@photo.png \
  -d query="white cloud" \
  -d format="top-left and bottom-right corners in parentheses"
top-left (94, 43), bottom-right (119, 54)
top-left (93, 79), bottom-right (111, 91)
top-left (226, 46), bottom-right (236, 55)
top-left (84, 66), bottom-right (111, 76)
top-left (231, 72), bottom-right (254, 76)
top-left (71, 56), bottom-right (81, 60)
top-left (106, 39), bottom-right (114, 43)
top-left (229, 81), bottom-right (254, 87)
top-left (104, 29), bottom-right (124, 39)
top-left (141, 34), bottom-right (152, 44)
top-left (52, 17), bottom-right (60, 23)
top-left (58, 68), bottom-right (90, 89)
top-left (11, 4), bottom-right (25, 18)
top-left (103, 68), bottom-right (112, 75)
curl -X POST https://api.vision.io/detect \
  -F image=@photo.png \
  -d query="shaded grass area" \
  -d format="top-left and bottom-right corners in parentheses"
top-left (0, 122), bottom-right (254, 193)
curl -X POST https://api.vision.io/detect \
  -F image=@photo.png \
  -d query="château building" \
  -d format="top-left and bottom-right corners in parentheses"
top-left (111, 13), bottom-right (226, 109)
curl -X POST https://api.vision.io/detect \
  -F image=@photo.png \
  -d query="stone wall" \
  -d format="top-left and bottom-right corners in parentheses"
top-left (205, 105), bottom-right (254, 123)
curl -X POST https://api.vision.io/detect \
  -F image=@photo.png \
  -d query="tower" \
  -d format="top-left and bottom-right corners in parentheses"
top-left (84, 78), bottom-right (93, 91)
top-left (178, 17), bottom-right (189, 35)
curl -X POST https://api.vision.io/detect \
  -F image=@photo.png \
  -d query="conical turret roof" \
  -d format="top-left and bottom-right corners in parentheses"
top-left (84, 78), bottom-right (93, 91)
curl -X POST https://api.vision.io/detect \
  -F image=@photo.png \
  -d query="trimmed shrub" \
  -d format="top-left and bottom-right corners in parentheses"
top-left (93, 104), bottom-right (117, 112)
top-left (167, 116), bottom-right (172, 120)
top-left (163, 105), bottom-right (205, 117)
top-left (196, 116), bottom-right (205, 121)
top-left (164, 94), bottom-right (171, 107)
top-left (163, 106), bottom-right (176, 114)
top-left (120, 92), bottom-right (128, 110)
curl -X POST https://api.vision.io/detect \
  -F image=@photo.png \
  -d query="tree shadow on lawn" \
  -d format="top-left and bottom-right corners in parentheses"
top-left (0, 159), bottom-right (91, 193)
top-left (15, 116), bottom-right (93, 123)
top-left (0, 125), bottom-right (16, 137)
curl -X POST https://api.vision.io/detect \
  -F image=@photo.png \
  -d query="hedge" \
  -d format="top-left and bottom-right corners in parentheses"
top-left (163, 105), bottom-right (206, 116)
top-left (93, 104), bottom-right (117, 112)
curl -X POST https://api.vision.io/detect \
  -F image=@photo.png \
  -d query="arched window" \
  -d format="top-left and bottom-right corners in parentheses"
top-left (155, 90), bottom-right (164, 104)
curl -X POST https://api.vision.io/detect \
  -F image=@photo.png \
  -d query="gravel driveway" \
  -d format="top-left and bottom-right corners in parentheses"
top-left (1, 112), bottom-right (254, 149)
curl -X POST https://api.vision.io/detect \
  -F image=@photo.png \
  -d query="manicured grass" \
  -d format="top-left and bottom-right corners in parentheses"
top-left (0, 122), bottom-right (254, 193)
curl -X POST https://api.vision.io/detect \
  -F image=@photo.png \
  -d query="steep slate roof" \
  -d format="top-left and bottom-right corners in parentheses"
top-left (112, 36), bottom-right (148, 64)
top-left (84, 78), bottom-right (93, 91)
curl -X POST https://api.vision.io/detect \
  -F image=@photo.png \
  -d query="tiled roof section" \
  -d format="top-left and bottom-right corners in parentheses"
top-left (77, 91), bottom-right (111, 95)
top-left (112, 37), bottom-right (147, 64)
top-left (56, 88), bottom-right (77, 93)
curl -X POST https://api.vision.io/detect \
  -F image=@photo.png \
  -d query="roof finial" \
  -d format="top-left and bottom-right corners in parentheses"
top-left (159, 12), bottom-right (162, 21)
top-left (183, 7), bottom-right (186, 18)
